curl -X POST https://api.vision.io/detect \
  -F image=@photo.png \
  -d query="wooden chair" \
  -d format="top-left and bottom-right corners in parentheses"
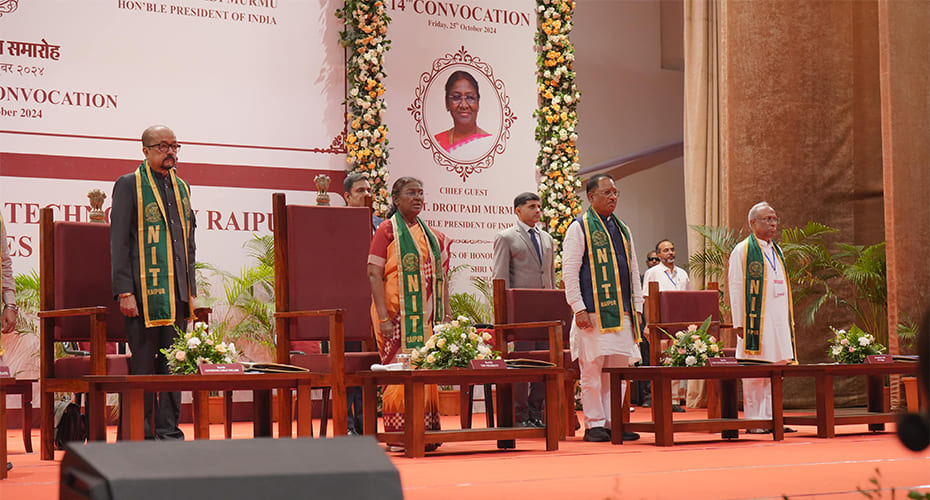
top-left (36, 208), bottom-right (130, 460)
top-left (272, 193), bottom-right (380, 437)
top-left (489, 278), bottom-right (577, 438)
top-left (644, 281), bottom-right (734, 417)
top-left (644, 281), bottom-right (724, 366)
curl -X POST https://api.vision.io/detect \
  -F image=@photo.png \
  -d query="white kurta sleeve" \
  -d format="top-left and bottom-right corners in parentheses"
top-left (562, 221), bottom-right (587, 314)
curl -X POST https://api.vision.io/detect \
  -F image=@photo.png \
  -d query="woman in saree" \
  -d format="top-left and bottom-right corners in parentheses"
top-left (433, 70), bottom-right (494, 157)
top-left (367, 176), bottom-right (451, 452)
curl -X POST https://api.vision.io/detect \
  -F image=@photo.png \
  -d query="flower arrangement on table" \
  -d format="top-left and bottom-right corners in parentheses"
top-left (411, 316), bottom-right (501, 370)
top-left (661, 316), bottom-right (722, 367)
top-left (161, 322), bottom-right (239, 375)
top-left (828, 325), bottom-right (885, 364)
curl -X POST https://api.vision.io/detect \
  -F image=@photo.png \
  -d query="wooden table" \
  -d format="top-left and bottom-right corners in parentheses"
top-left (1, 377), bottom-right (15, 479)
top-left (0, 379), bottom-right (34, 455)
top-left (782, 362), bottom-right (920, 438)
top-left (358, 367), bottom-right (563, 458)
top-left (84, 373), bottom-right (321, 442)
top-left (605, 365), bottom-right (785, 446)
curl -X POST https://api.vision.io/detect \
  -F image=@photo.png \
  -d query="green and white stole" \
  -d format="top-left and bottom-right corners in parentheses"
top-left (134, 161), bottom-right (192, 327)
top-left (742, 234), bottom-right (795, 355)
top-left (581, 207), bottom-right (641, 340)
top-left (393, 212), bottom-right (443, 350)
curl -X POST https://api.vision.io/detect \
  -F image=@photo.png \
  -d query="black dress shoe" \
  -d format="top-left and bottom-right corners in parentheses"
top-left (672, 404), bottom-right (685, 413)
top-left (583, 426), bottom-right (611, 442)
top-left (622, 431), bottom-right (640, 441)
top-left (784, 427), bottom-right (798, 433)
top-left (6, 462), bottom-right (12, 472)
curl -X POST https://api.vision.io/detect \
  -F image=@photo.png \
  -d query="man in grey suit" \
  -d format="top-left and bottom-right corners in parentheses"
top-left (492, 192), bottom-right (556, 427)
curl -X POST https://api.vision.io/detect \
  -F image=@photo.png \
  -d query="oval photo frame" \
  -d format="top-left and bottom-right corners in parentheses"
top-left (408, 46), bottom-right (516, 181)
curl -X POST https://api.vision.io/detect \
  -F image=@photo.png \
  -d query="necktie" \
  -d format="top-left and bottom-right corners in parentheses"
top-left (528, 228), bottom-right (542, 264)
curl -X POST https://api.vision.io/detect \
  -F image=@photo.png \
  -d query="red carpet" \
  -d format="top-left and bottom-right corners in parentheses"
top-left (3, 410), bottom-right (928, 499)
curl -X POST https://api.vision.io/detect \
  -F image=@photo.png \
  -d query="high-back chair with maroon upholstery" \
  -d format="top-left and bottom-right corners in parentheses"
top-left (490, 278), bottom-right (577, 438)
top-left (37, 207), bottom-right (130, 460)
top-left (644, 281), bottom-right (723, 366)
top-left (272, 193), bottom-right (380, 437)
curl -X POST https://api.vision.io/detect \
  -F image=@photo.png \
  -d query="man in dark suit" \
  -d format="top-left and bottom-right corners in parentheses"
top-left (492, 192), bottom-right (556, 427)
top-left (111, 124), bottom-right (196, 440)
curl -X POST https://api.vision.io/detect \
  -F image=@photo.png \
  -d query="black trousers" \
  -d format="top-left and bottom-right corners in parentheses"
top-left (125, 300), bottom-right (187, 439)
top-left (514, 341), bottom-right (547, 421)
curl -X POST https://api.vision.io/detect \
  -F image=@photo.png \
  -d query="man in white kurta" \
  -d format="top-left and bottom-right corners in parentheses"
top-left (563, 175), bottom-right (642, 442)
top-left (728, 202), bottom-right (796, 432)
top-left (642, 239), bottom-right (690, 410)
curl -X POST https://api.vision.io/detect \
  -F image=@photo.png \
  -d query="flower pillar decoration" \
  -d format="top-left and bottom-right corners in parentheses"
top-left (336, 0), bottom-right (391, 216)
top-left (535, 0), bottom-right (583, 271)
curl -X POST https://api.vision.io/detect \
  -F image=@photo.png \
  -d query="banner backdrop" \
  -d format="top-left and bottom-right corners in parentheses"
top-left (0, 0), bottom-right (346, 275)
top-left (382, 0), bottom-right (539, 287)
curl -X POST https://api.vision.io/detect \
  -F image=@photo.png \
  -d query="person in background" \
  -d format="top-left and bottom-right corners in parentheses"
top-left (341, 173), bottom-right (383, 435)
top-left (492, 192), bottom-right (556, 428)
top-left (642, 239), bottom-right (691, 412)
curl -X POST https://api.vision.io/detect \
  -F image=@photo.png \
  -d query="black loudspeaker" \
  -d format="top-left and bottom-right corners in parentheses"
top-left (60, 437), bottom-right (403, 500)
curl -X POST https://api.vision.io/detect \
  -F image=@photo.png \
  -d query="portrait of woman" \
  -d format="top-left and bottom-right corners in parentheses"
top-left (432, 70), bottom-right (495, 157)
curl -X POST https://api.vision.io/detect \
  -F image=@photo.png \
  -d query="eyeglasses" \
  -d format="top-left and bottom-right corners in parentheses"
top-left (448, 94), bottom-right (477, 105)
top-left (757, 216), bottom-right (780, 225)
top-left (647, 257), bottom-right (660, 263)
top-left (145, 143), bottom-right (182, 153)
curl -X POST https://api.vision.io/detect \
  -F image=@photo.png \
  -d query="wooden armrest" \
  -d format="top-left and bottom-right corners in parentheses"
top-left (274, 309), bottom-right (344, 319)
top-left (494, 321), bottom-right (564, 367)
top-left (38, 306), bottom-right (109, 319)
top-left (493, 320), bottom-right (561, 332)
top-left (649, 320), bottom-right (720, 334)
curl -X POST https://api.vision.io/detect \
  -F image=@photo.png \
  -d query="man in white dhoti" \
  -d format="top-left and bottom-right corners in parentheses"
top-left (728, 201), bottom-right (798, 434)
top-left (563, 174), bottom-right (642, 442)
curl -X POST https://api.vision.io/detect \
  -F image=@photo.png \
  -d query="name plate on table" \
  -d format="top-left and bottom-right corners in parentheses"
top-left (199, 363), bottom-right (245, 375)
top-left (706, 357), bottom-right (738, 367)
top-left (469, 359), bottom-right (507, 369)
top-left (0, 365), bottom-right (10, 377)
top-left (865, 354), bottom-right (892, 364)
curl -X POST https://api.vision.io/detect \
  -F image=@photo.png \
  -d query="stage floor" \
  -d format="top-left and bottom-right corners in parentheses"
top-left (2, 409), bottom-right (928, 499)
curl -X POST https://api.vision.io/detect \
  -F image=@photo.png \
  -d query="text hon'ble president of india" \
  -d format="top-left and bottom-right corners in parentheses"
top-left (433, 70), bottom-right (494, 157)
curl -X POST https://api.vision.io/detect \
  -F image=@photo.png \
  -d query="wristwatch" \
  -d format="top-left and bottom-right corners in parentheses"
top-left (3, 303), bottom-right (16, 312)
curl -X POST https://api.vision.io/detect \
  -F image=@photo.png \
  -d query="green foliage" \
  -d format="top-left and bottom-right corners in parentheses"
top-left (687, 224), bottom-right (743, 283)
top-left (447, 265), bottom-right (493, 325)
top-left (780, 222), bottom-right (889, 345)
top-left (198, 235), bottom-right (276, 358)
top-left (13, 270), bottom-right (41, 337)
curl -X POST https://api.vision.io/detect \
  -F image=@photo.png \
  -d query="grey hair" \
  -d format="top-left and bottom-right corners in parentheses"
top-left (748, 201), bottom-right (772, 224)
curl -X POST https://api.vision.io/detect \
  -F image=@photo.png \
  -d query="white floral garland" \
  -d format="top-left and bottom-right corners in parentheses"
top-left (337, 0), bottom-right (391, 216)
top-left (535, 0), bottom-right (583, 270)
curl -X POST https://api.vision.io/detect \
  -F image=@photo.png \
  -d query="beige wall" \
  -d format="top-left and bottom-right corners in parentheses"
top-left (574, 0), bottom-right (688, 267)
